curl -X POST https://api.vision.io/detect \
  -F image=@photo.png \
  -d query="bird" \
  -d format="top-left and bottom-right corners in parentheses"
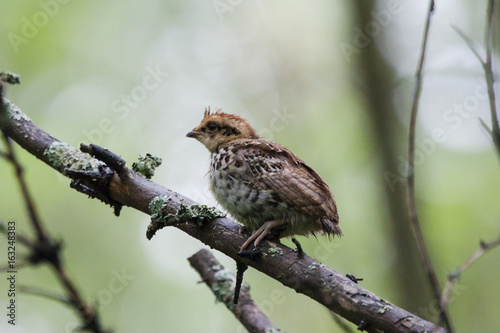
top-left (186, 107), bottom-right (341, 251)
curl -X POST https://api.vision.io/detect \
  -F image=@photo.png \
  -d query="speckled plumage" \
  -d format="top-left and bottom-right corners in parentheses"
top-left (187, 108), bottom-right (341, 250)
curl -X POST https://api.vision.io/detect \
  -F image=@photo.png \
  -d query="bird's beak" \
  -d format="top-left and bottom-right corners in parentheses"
top-left (186, 130), bottom-right (202, 139)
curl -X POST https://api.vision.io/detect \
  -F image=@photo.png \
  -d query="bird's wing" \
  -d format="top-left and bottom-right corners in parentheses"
top-left (233, 139), bottom-right (339, 222)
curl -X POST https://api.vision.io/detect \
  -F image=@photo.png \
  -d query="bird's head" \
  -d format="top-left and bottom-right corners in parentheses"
top-left (186, 107), bottom-right (259, 153)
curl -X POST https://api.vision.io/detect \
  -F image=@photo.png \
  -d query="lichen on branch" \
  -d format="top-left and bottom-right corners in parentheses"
top-left (147, 195), bottom-right (225, 239)
top-left (132, 153), bottom-right (162, 179)
top-left (0, 97), bottom-right (32, 128)
top-left (44, 141), bottom-right (105, 174)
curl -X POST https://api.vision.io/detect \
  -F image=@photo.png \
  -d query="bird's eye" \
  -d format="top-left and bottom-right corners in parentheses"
top-left (207, 123), bottom-right (218, 132)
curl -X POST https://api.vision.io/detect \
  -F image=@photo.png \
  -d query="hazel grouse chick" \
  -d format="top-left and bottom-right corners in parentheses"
top-left (187, 108), bottom-right (341, 251)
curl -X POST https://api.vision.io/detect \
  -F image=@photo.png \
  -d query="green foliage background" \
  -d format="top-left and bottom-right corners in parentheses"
top-left (1, 1), bottom-right (499, 332)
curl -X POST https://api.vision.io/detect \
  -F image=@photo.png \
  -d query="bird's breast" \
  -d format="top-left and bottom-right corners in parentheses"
top-left (209, 149), bottom-right (287, 229)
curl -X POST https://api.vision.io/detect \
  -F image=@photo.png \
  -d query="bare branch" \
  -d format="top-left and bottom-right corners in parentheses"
top-left (483, 0), bottom-right (500, 157)
top-left (0, 97), bottom-right (446, 332)
top-left (453, 0), bottom-right (500, 157)
top-left (19, 286), bottom-right (70, 305)
top-left (406, 1), bottom-right (454, 331)
top-left (2, 134), bottom-right (48, 240)
top-left (452, 25), bottom-right (485, 65)
top-left (441, 235), bottom-right (500, 310)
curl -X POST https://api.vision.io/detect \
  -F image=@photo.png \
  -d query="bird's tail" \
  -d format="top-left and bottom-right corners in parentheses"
top-left (320, 218), bottom-right (342, 238)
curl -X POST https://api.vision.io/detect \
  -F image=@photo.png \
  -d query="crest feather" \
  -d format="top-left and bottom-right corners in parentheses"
top-left (203, 106), bottom-right (223, 119)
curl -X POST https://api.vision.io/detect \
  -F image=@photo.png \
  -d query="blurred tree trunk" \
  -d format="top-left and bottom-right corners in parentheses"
top-left (348, 1), bottom-right (433, 314)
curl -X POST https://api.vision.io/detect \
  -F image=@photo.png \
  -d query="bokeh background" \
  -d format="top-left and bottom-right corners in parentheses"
top-left (1, 1), bottom-right (500, 332)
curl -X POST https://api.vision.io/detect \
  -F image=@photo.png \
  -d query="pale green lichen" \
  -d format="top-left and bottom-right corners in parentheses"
top-left (147, 196), bottom-right (225, 239)
top-left (212, 269), bottom-right (236, 309)
top-left (0, 72), bottom-right (21, 85)
top-left (149, 197), bottom-right (225, 227)
top-left (177, 203), bottom-right (225, 227)
top-left (308, 263), bottom-right (319, 270)
top-left (149, 194), bottom-right (171, 220)
top-left (308, 262), bottom-right (326, 271)
top-left (132, 153), bottom-right (162, 179)
top-left (377, 305), bottom-right (393, 314)
top-left (146, 195), bottom-right (172, 239)
top-left (1, 98), bottom-right (32, 128)
top-left (43, 142), bottom-right (105, 173)
top-left (210, 264), bottom-right (223, 271)
top-left (267, 243), bottom-right (283, 257)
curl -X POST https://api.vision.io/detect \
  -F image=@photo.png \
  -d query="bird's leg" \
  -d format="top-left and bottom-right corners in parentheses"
top-left (233, 261), bottom-right (248, 304)
top-left (291, 237), bottom-right (305, 259)
top-left (240, 220), bottom-right (284, 251)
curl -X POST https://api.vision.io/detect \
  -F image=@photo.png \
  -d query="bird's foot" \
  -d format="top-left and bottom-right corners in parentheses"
top-left (240, 220), bottom-right (284, 251)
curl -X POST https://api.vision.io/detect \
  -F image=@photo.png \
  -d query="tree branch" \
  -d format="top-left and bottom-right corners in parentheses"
top-left (0, 95), bottom-right (446, 332)
top-left (18, 286), bottom-right (71, 305)
top-left (452, 0), bottom-right (500, 158)
top-left (440, 235), bottom-right (500, 311)
top-left (189, 249), bottom-right (281, 333)
top-left (406, 1), bottom-right (454, 331)
top-left (484, 0), bottom-right (500, 156)
top-left (1, 134), bottom-right (48, 240)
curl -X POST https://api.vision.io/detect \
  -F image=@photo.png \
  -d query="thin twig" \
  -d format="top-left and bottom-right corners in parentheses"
top-left (453, 0), bottom-right (500, 157)
top-left (19, 286), bottom-right (70, 305)
top-left (2, 134), bottom-right (48, 241)
top-left (440, 235), bottom-right (500, 310)
top-left (452, 25), bottom-right (484, 65)
top-left (0, 261), bottom-right (30, 272)
top-left (406, 1), bottom-right (455, 331)
top-left (0, 221), bottom-right (34, 248)
top-left (483, 0), bottom-right (500, 157)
